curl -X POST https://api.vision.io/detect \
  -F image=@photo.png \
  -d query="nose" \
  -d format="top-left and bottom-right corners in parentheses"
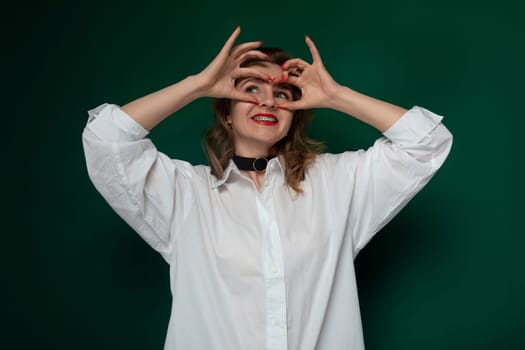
top-left (258, 87), bottom-right (277, 109)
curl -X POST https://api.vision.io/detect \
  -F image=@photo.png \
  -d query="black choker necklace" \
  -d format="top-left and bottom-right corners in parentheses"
top-left (233, 155), bottom-right (275, 173)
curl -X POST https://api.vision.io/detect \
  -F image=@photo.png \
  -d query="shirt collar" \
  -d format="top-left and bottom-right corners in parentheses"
top-left (210, 156), bottom-right (284, 189)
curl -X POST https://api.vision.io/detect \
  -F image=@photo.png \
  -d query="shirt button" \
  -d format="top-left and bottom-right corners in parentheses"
top-left (273, 319), bottom-right (280, 327)
top-left (271, 264), bottom-right (278, 274)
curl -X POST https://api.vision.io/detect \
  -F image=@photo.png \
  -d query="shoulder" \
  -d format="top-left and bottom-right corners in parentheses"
top-left (312, 151), bottom-right (363, 170)
top-left (171, 160), bottom-right (211, 178)
top-left (192, 164), bottom-right (215, 182)
top-left (301, 152), bottom-right (361, 184)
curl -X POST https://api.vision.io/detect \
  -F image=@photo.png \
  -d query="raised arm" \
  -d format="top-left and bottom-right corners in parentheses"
top-left (121, 27), bottom-right (269, 131)
top-left (277, 37), bottom-right (453, 256)
top-left (279, 36), bottom-right (407, 132)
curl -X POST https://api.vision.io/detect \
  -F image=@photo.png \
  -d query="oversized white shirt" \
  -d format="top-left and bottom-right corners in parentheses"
top-left (82, 104), bottom-right (452, 350)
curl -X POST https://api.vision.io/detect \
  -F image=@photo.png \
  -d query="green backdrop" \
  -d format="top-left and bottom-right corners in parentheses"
top-left (7, 0), bottom-right (524, 348)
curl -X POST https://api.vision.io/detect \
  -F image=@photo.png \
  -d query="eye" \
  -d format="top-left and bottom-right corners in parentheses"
top-left (245, 85), bottom-right (259, 94)
top-left (274, 90), bottom-right (291, 100)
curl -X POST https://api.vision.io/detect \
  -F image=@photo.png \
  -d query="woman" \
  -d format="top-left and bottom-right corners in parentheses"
top-left (83, 27), bottom-right (452, 350)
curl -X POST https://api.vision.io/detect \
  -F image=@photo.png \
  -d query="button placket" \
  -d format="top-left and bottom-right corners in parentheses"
top-left (256, 186), bottom-right (288, 350)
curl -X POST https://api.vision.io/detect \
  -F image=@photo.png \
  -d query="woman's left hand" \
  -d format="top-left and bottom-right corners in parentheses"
top-left (278, 36), bottom-right (342, 110)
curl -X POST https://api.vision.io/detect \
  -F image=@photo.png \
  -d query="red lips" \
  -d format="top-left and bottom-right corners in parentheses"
top-left (251, 113), bottom-right (278, 125)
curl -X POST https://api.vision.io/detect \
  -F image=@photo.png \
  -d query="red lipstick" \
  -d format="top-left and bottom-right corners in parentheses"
top-left (251, 113), bottom-right (278, 126)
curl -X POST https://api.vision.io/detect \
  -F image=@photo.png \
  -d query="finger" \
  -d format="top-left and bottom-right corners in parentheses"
top-left (305, 35), bottom-right (323, 64)
top-left (219, 26), bottom-right (241, 56)
top-left (229, 90), bottom-right (260, 104)
top-left (277, 100), bottom-right (305, 111)
top-left (287, 67), bottom-right (303, 79)
top-left (236, 49), bottom-right (269, 64)
top-left (280, 70), bottom-right (288, 82)
top-left (231, 41), bottom-right (263, 59)
top-left (283, 74), bottom-right (299, 85)
top-left (281, 58), bottom-right (310, 71)
top-left (231, 67), bottom-right (270, 81)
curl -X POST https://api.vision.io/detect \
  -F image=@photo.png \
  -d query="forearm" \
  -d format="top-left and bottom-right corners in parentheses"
top-left (326, 85), bottom-right (407, 133)
top-left (121, 74), bottom-right (207, 131)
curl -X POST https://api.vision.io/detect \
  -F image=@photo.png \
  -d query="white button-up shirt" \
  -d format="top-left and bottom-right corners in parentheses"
top-left (82, 104), bottom-right (452, 350)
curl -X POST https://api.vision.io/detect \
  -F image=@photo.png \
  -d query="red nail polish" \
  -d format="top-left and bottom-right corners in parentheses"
top-left (281, 73), bottom-right (286, 82)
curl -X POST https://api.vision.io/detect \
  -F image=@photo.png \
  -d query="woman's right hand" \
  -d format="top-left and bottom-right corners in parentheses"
top-left (120, 27), bottom-right (270, 131)
top-left (195, 27), bottom-right (269, 103)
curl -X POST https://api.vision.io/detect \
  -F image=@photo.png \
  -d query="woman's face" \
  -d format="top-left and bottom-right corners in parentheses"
top-left (227, 62), bottom-right (295, 157)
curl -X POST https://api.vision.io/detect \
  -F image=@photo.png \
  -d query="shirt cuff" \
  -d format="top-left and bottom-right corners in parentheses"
top-left (383, 106), bottom-right (443, 146)
top-left (86, 103), bottom-right (149, 142)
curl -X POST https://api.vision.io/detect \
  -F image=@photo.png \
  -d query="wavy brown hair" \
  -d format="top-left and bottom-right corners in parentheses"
top-left (204, 47), bottom-right (324, 193)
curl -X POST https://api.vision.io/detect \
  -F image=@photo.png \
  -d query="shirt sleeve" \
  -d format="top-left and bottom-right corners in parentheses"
top-left (82, 103), bottom-right (195, 262)
top-left (322, 106), bottom-right (453, 257)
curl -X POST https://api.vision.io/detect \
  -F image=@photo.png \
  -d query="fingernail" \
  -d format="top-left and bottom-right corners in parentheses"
top-left (277, 105), bottom-right (287, 110)
top-left (264, 74), bottom-right (276, 83)
top-left (250, 98), bottom-right (259, 105)
top-left (281, 73), bottom-right (287, 82)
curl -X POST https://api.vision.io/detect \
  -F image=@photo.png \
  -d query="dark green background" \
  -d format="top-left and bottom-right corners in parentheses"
top-left (6, 0), bottom-right (524, 348)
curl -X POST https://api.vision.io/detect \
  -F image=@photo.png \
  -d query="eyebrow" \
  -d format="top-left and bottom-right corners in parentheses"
top-left (236, 77), bottom-right (267, 87)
